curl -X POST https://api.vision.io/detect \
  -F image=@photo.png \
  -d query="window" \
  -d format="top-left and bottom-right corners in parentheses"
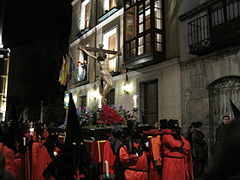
top-left (124, 0), bottom-right (164, 60)
top-left (103, 27), bottom-right (118, 72)
top-left (155, 33), bottom-right (163, 52)
top-left (106, 89), bottom-right (115, 106)
top-left (145, 5), bottom-right (151, 30)
top-left (140, 79), bottom-right (158, 126)
top-left (126, 7), bottom-right (136, 40)
top-left (80, 0), bottom-right (91, 29)
top-left (138, 37), bottom-right (144, 55)
top-left (77, 49), bottom-right (88, 82)
top-left (154, 0), bottom-right (162, 29)
top-left (138, 0), bottom-right (151, 34)
top-left (79, 95), bottom-right (87, 108)
top-left (109, 0), bottom-right (117, 9)
top-left (104, 0), bottom-right (117, 11)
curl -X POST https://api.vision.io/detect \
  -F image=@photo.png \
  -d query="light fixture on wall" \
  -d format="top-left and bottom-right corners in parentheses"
top-left (92, 90), bottom-right (100, 100)
top-left (64, 91), bottom-right (70, 109)
top-left (123, 68), bottom-right (132, 94)
top-left (123, 83), bottom-right (132, 94)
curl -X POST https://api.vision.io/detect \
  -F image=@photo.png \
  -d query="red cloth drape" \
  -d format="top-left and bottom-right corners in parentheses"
top-left (31, 142), bottom-right (42, 179)
top-left (33, 145), bottom-right (52, 180)
top-left (83, 140), bottom-right (106, 164)
top-left (149, 135), bottom-right (162, 180)
top-left (0, 144), bottom-right (19, 178)
top-left (119, 145), bottom-right (148, 180)
top-left (102, 140), bottom-right (124, 180)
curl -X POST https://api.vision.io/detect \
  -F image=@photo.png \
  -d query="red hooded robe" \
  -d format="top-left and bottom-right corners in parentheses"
top-left (161, 129), bottom-right (193, 180)
top-left (119, 144), bottom-right (148, 180)
top-left (33, 145), bottom-right (52, 180)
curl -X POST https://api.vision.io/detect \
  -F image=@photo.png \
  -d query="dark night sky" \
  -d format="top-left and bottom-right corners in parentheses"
top-left (2, 0), bottom-right (73, 108)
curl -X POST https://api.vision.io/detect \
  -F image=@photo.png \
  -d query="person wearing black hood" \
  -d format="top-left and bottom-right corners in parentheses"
top-left (43, 93), bottom-right (98, 180)
top-left (119, 120), bottom-right (149, 180)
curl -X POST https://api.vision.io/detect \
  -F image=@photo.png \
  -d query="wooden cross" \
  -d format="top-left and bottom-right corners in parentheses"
top-left (77, 44), bottom-right (119, 55)
top-left (77, 44), bottom-right (121, 101)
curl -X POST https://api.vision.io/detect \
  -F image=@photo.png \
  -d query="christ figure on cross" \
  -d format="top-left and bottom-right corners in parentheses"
top-left (78, 44), bottom-right (121, 103)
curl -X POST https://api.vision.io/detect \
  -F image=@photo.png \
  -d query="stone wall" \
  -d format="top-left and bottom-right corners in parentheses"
top-left (181, 47), bottom-right (240, 137)
top-left (114, 59), bottom-right (182, 124)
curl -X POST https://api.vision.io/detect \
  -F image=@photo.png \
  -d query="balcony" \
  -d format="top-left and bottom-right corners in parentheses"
top-left (98, 8), bottom-right (119, 23)
top-left (188, 0), bottom-right (240, 55)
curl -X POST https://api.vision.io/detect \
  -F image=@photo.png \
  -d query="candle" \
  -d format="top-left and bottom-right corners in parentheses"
top-left (98, 95), bottom-right (102, 109)
top-left (133, 95), bottom-right (138, 109)
top-left (30, 127), bottom-right (34, 136)
top-left (23, 137), bottom-right (26, 146)
top-left (105, 160), bottom-right (109, 178)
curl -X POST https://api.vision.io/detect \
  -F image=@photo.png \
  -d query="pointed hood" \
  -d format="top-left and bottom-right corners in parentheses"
top-left (230, 99), bottom-right (240, 120)
top-left (65, 93), bottom-right (82, 145)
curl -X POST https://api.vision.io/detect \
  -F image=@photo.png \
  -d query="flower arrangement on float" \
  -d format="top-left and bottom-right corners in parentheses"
top-left (77, 105), bottom-right (130, 126)
top-left (97, 105), bottom-right (125, 125)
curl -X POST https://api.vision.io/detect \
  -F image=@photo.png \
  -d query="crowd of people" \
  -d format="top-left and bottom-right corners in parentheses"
top-left (0, 92), bottom-right (239, 180)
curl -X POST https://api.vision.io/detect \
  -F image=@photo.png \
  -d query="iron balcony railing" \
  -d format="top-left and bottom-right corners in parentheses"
top-left (188, 0), bottom-right (240, 55)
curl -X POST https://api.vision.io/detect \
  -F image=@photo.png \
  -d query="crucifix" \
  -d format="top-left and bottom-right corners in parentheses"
top-left (78, 44), bottom-right (121, 104)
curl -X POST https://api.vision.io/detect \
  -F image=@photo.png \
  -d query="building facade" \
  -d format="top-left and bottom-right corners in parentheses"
top-left (68, 0), bottom-right (181, 126)
top-left (179, 0), bottom-right (240, 157)
top-left (0, 47), bottom-right (10, 121)
top-left (0, 0), bottom-right (10, 121)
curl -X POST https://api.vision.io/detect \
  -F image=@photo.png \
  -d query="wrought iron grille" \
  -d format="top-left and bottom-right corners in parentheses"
top-left (188, 0), bottom-right (240, 55)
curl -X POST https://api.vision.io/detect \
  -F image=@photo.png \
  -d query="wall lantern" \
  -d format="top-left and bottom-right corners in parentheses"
top-left (64, 91), bottom-right (70, 109)
top-left (92, 90), bottom-right (101, 99)
top-left (123, 83), bottom-right (132, 94)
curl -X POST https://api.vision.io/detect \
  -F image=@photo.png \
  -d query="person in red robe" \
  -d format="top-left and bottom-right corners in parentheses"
top-left (0, 151), bottom-right (15, 180)
top-left (0, 126), bottom-right (24, 180)
top-left (161, 120), bottom-right (194, 180)
top-left (33, 131), bottom-right (58, 180)
top-left (119, 120), bottom-right (149, 180)
top-left (143, 129), bottom-right (163, 180)
top-left (31, 124), bottom-right (50, 179)
top-left (102, 123), bottom-right (124, 180)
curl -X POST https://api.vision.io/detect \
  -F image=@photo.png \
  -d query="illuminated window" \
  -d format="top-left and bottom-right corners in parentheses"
top-left (85, 3), bottom-right (90, 27)
top-left (103, 27), bottom-right (118, 72)
top-left (155, 33), bottom-right (162, 52)
top-left (80, 0), bottom-right (91, 29)
top-left (155, 0), bottom-right (162, 30)
top-left (126, 7), bottom-right (136, 40)
top-left (110, 0), bottom-right (117, 9)
top-left (104, 0), bottom-right (117, 11)
top-left (77, 48), bottom-right (88, 82)
top-left (138, 37), bottom-right (144, 55)
top-left (145, 6), bottom-right (151, 30)
top-left (124, 0), bottom-right (164, 60)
